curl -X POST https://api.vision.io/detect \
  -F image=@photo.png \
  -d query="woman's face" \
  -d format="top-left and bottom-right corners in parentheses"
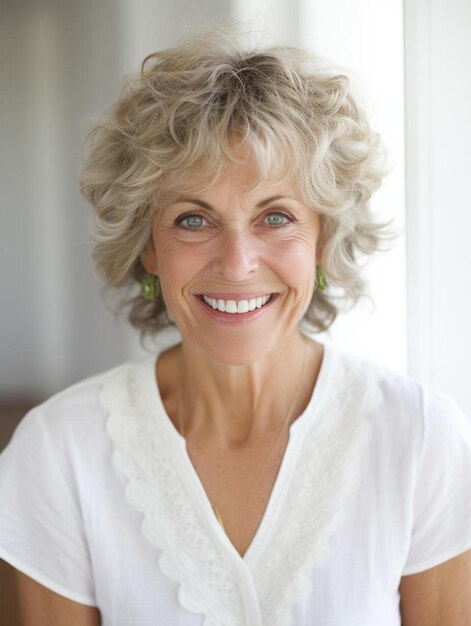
top-left (141, 159), bottom-right (320, 365)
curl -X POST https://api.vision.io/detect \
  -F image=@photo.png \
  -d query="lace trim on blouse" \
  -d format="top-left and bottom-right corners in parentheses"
top-left (101, 349), bottom-right (383, 625)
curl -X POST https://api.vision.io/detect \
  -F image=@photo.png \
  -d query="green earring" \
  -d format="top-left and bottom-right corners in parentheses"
top-left (141, 274), bottom-right (160, 301)
top-left (316, 265), bottom-right (328, 292)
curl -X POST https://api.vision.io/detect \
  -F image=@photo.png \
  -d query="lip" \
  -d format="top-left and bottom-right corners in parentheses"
top-left (194, 293), bottom-right (278, 325)
top-left (197, 292), bottom-right (274, 300)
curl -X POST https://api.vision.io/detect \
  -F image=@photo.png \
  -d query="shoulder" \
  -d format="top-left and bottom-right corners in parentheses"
top-left (326, 344), bottom-right (470, 446)
top-left (6, 357), bottom-right (154, 457)
top-left (326, 344), bottom-right (423, 413)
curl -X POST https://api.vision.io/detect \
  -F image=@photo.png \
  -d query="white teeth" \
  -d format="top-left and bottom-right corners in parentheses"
top-left (202, 294), bottom-right (272, 314)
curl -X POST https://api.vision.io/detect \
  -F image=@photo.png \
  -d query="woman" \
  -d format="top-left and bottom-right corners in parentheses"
top-left (1, 29), bottom-right (470, 626)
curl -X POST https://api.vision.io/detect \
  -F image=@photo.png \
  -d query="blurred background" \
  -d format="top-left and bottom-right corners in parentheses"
top-left (1, 0), bottom-right (470, 620)
top-left (1, 0), bottom-right (471, 437)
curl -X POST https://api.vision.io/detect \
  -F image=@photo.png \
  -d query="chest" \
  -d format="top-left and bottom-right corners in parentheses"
top-left (97, 356), bottom-right (409, 624)
top-left (88, 428), bottom-right (407, 626)
top-left (185, 434), bottom-right (290, 557)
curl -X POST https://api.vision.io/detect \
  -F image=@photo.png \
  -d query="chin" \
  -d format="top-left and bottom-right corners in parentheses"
top-left (195, 336), bottom-right (276, 368)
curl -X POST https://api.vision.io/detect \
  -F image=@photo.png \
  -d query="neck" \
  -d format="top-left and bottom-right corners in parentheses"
top-left (157, 330), bottom-right (323, 448)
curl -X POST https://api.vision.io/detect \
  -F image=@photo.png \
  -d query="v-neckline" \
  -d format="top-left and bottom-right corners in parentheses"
top-left (103, 340), bottom-right (382, 624)
top-left (145, 338), bottom-right (333, 564)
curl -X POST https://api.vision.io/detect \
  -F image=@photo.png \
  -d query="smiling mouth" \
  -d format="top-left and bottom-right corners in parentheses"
top-left (199, 294), bottom-right (273, 314)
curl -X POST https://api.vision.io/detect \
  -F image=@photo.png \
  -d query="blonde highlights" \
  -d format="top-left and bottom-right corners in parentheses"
top-left (80, 28), bottom-right (395, 338)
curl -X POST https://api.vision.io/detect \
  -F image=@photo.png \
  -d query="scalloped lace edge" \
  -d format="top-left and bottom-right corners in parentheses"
top-left (100, 353), bottom-right (384, 626)
top-left (252, 354), bottom-right (383, 625)
top-left (102, 363), bottom-right (246, 625)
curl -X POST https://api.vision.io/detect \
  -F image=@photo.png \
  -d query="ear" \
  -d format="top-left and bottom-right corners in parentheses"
top-left (140, 237), bottom-right (158, 275)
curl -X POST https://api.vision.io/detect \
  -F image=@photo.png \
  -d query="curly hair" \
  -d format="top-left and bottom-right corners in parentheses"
top-left (79, 27), bottom-right (395, 339)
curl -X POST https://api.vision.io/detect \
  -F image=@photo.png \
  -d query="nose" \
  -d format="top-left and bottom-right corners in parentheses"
top-left (212, 229), bottom-right (259, 281)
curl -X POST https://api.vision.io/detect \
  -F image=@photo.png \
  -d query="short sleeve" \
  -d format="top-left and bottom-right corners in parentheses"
top-left (0, 406), bottom-right (96, 605)
top-left (402, 386), bottom-right (471, 575)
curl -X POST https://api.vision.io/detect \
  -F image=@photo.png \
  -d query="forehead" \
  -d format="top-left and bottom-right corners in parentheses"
top-left (162, 160), bottom-right (304, 207)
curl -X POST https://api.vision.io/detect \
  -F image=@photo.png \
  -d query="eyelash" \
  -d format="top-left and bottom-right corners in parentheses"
top-left (264, 212), bottom-right (293, 227)
top-left (175, 211), bottom-right (294, 230)
top-left (175, 214), bottom-right (208, 229)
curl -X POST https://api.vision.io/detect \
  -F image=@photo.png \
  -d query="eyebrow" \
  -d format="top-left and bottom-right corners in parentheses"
top-left (173, 195), bottom-right (297, 210)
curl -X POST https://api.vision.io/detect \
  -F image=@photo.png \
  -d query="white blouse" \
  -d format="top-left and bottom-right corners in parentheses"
top-left (1, 341), bottom-right (470, 625)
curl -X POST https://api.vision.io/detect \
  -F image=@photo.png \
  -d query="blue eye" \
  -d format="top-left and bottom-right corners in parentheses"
top-left (178, 214), bottom-right (206, 229)
top-left (266, 212), bottom-right (291, 226)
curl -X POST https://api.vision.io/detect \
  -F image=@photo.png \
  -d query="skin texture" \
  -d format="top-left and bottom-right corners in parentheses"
top-left (399, 549), bottom-right (471, 625)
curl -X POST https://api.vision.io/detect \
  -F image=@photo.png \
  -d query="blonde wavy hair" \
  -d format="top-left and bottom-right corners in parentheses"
top-left (80, 28), bottom-right (395, 338)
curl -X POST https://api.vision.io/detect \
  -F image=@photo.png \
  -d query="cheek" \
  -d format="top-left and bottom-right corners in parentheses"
top-left (276, 237), bottom-right (317, 277)
top-left (277, 241), bottom-right (317, 307)
top-left (156, 242), bottom-right (207, 285)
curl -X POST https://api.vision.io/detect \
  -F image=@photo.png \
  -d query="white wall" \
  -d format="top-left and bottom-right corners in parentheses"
top-left (231, 0), bottom-right (299, 45)
top-left (405, 0), bottom-right (471, 413)
top-left (1, 3), bottom-right (38, 397)
top-left (1, 0), bottom-right (128, 398)
top-left (117, 0), bottom-right (232, 73)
